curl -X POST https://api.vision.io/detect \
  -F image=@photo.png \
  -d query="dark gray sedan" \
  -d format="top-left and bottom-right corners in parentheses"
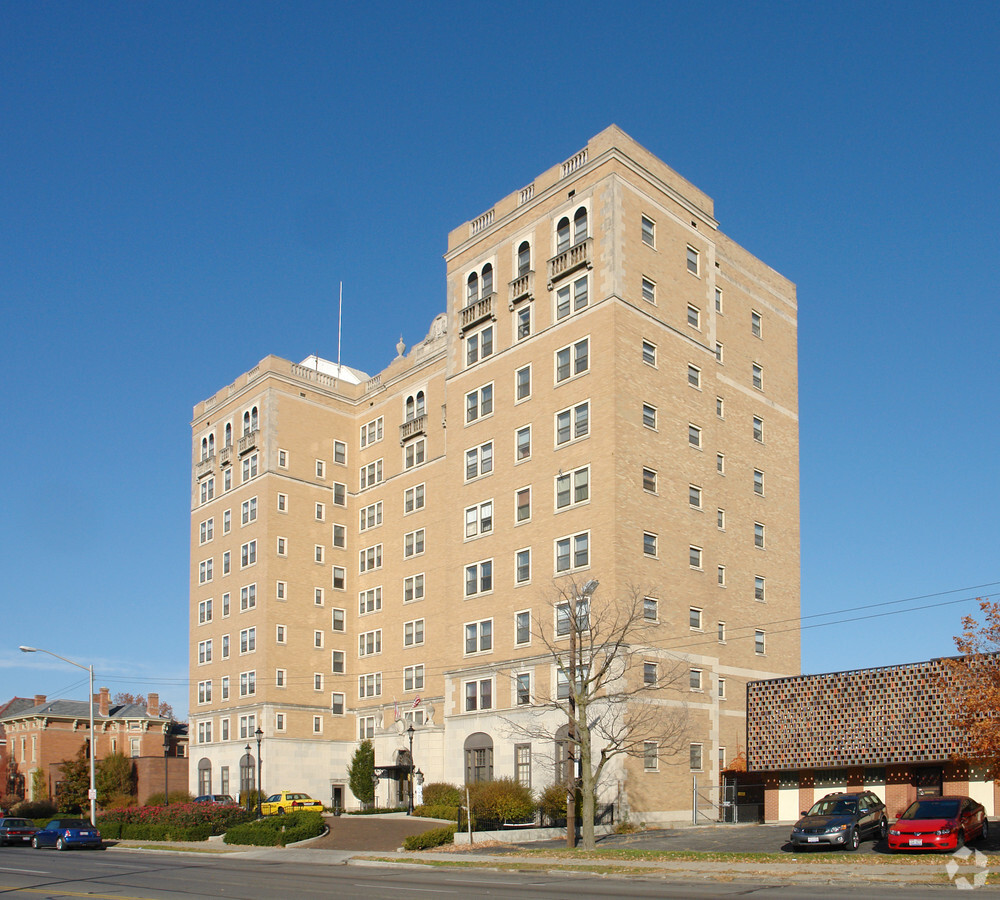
top-left (0, 817), bottom-right (38, 846)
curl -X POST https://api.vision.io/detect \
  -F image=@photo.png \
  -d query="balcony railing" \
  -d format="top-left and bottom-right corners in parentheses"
top-left (508, 271), bottom-right (535, 309)
top-left (238, 430), bottom-right (259, 456)
top-left (219, 446), bottom-right (233, 467)
top-left (399, 414), bottom-right (427, 444)
top-left (547, 237), bottom-right (593, 288)
top-left (195, 456), bottom-right (215, 479)
top-left (459, 293), bottom-right (496, 332)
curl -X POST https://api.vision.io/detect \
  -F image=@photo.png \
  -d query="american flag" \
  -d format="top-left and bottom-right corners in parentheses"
top-left (412, 696), bottom-right (421, 708)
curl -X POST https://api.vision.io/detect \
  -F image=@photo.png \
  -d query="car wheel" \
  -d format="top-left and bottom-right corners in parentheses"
top-left (848, 828), bottom-right (860, 851)
top-left (277, 807), bottom-right (285, 815)
top-left (878, 817), bottom-right (888, 841)
top-left (56, 838), bottom-right (67, 851)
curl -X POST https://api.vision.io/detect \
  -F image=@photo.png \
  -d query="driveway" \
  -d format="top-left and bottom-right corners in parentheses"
top-left (304, 814), bottom-right (444, 851)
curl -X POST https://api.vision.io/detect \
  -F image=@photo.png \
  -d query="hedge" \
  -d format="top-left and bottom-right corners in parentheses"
top-left (413, 804), bottom-right (459, 821)
top-left (403, 825), bottom-right (456, 851)
top-left (99, 823), bottom-right (213, 842)
top-left (223, 810), bottom-right (324, 846)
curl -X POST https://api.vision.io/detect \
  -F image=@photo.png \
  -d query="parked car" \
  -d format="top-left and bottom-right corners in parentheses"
top-left (259, 791), bottom-right (323, 815)
top-left (31, 819), bottom-right (102, 851)
top-left (888, 796), bottom-right (989, 851)
top-left (193, 794), bottom-right (238, 805)
top-left (789, 791), bottom-right (887, 850)
top-left (0, 817), bottom-right (38, 846)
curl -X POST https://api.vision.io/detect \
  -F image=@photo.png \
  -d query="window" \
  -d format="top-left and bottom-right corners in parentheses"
top-left (755, 630), bottom-right (766, 655)
top-left (755, 575), bottom-right (766, 602)
top-left (717, 396), bottom-right (725, 418)
top-left (358, 716), bottom-right (375, 739)
top-left (465, 324), bottom-right (495, 366)
top-left (238, 714), bottom-right (255, 740)
top-left (555, 275), bottom-right (588, 319)
top-left (556, 665), bottom-right (588, 699)
top-left (465, 559), bottom-right (493, 597)
top-left (754, 522), bottom-right (766, 548)
top-left (358, 629), bottom-right (381, 657)
top-left (753, 416), bottom-right (764, 443)
top-left (314, 544), bottom-right (324, 564)
top-left (331, 693), bottom-right (345, 715)
top-left (464, 619), bottom-right (493, 654)
top-left (276, 625), bottom-right (286, 644)
top-left (222, 593), bottom-right (230, 617)
top-left (515, 672), bottom-right (531, 706)
top-left (403, 485), bottom-right (424, 514)
top-left (240, 583), bottom-right (256, 611)
top-left (222, 550), bottom-right (231, 574)
top-left (718, 621), bottom-right (726, 643)
top-left (690, 743), bottom-right (704, 771)
top-left (198, 599), bottom-right (213, 624)
top-left (239, 671), bottom-right (256, 697)
top-left (223, 468), bottom-right (232, 492)
top-left (241, 454), bottom-right (258, 483)
top-left (687, 304), bottom-right (701, 329)
top-left (689, 546), bottom-right (703, 569)
top-left (405, 391), bottom-right (426, 421)
top-left (515, 305), bottom-right (531, 341)
top-left (332, 608), bottom-right (346, 631)
top-left (515, 365), bottom-right (531, 401)
top-left (360, 459), bottom-right (383, 490)
top-left (465, 384), bottom-right (494, 423)
top-left (277, 493), bottom-right (287, 512)
top-left (315, 459), bottom-right (326, 479)
top-left (641, 276), bottom-right (656, 303)
top-left (687, 364), bottom-right (701, 388)
top-left (718, 565), bottom-right (726, 586)
top-left (555, 466), bottom-right (589, 510)
top-left (641, 215), bottom-right (655, 247)
top-left (199, 518), bottom-right (214, 544)
top-left (403, 619), bottom-right (424, 647)
top-left (200, 477), bottom-right (215, 504)
top-left (754, 469), bottom-right (765, 495)
top-left (333, 483), bottom-right (346, 506)
top-left (689, 668), bottom-right (702, 691)
top-left (404, 573), bottom-right (425, 603)
top-left (242, 406), bottom-right (259, 436)
top-left (715, 288), bottom-right (723, 313)
top-left (404, 528), bottom-right (425, 557)
top-left (555, 401), bottom-right (589, 445)
top-left (515, 487), bottom-right (531, 523)
top-left (751, 310), bottom-right (762, 337)
top-left (555, 531), bottom-right (589, 573)
top-left (689, 484), bottom-right (702, 508)
top-left (644, 742), bottom-right (658, 771)
top-left (198, 559), bottom-right (213, 584)
top-left (333, 440), bottom-right (347, 465)
top-left (332, 567), bottom-right (345, 590)
top-left (644, 662), bottom-right (657, 686)
top-left (719, 679), bottom-right (727, 700)
top-left (688, 424), bottom-right (702, 448)
top-left (686, 246), bottom-right (699, 276)
top-left (314, 587), bottom-right (324, 606)
top-left (239, 627), bottom-right (256, 654)
top-left (515, 426), bottom-right (531, 461)
top-left (404, 664), bottom-right (425, 692)
top-left (315, 502), bottom-right (326, 521)
top-left (360, 416), bottom-right (384, 448)
top-left (359, 544), bottom-right (382, 573)
top-left (197, 721), bottom-right (212, 744)
top-left (642, 403), bottom-right (657, 430)
top-left (642, 467), bottom-right (657, 493)
top-left (359, 587), bottom-right (382, 615)
top-left (277, 448), bottom-right (287, 467)
top-left (465, 441), bottom-right (493, 480)
top-left (220, 675), bottom-right (230, 700)
top-left (515, 610), bottom-right (531, 645)
top-left (515, 549), bottom-right (531, 585)
top-left (197, 680), bottom-right (212, 704)
top-left (314, 673), bottom-right (324, 691)
top-left (464, 678), bottom-right (493, 711)
top-left (555, 339), bottom-right (589, 382)
top-left (715, 342), bottom-right (724, 363)
top-left (643, 596), bottom-right (658, 621)
top-left (332, 524), bottom-right (346, 549)
top-left (643, 531), bottom-right (658, 557)
top-left (223, 509), bottom-right (231, 533)
top-left (465, 502), bottom-right (493, 538)
top-left (752, 363), bottom-right (763, 390)
top-left (404, 438), bottom-right (426, 469)
top-left (275, 713), bottom-right (285, 733)
top-left (689, 607), bottom-right (702, 630)
top-left (717, 453), bottom-right (725, 474)
top-left (717, 508), bottom-right (726, 530)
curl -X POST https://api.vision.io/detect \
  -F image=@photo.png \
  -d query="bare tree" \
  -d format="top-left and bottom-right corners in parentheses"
top-left (503, 577), bottom-right (689, 850)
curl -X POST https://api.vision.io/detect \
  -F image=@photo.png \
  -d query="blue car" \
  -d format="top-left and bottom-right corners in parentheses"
top-left (31, 819), bottom-right (102, 851)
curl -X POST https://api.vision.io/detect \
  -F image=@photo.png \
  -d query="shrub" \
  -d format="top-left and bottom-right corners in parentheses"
top-left (100, 792), bottom-right (137, 811)
top-left (612, 818), bottom-right (640, 834)
top-left (538, 783), bottom-right (585, 823)
top-left (403, 824), bottom-right (456, 851)
top-left (223, 810), bottom-right (324, 846)
top-left (100, 822), bottom-right (213, 841)
top-left (421, 783), bottom-right (462, 807)
top-left (12, 799), bottom-right (57, 819)
top-left (413, 803), bottom-right (459, 821)
top-left (97, 801), bottom-right (253, 836)
top-left (467, 778), bottom-right (534, 823)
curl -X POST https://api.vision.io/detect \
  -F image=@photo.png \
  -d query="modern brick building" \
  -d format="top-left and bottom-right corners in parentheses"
top-left (188, 126), bottom-right (800, 821)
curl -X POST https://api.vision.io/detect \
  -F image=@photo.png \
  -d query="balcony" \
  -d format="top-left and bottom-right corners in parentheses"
top-left (459, 293), bottom-right (496, 333)
top-left (547, 237), bottom-right (593, 288)
top-left (508, 271), bottom-right (535, 309)
top-left (195, 456), bottom-right (215, 480)
top-left (219, 446), bottom-right (233, 467)
top-left (238, 430), bottom-right (259, 456)
top-left (399, 414), bottom-right (427, 444)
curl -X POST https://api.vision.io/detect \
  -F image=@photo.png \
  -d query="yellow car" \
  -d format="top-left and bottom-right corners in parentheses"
top-left (259, 791), bottom-right (324, 815)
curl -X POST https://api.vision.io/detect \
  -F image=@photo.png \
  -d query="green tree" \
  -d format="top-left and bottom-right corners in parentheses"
top-left (96, 751), bottom-right (135, 800)
top-left (31, 767), bottom-right (47, 802)
top-left (56, 744), bottom-right (90, 813)
top-left (347, 739), bottom-right (374, 807)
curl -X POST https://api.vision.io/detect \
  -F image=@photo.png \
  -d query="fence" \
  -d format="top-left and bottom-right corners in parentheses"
top-left (692, 776), bottom-right (763, 824)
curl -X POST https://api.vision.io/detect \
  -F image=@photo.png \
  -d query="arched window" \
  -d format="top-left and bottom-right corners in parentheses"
top-left (208, 433), bottom-right (215, 456)
top-left (405, 396), bottom-right (415, 422)
top-left (201, 438), bottom-right (209, 461)
top-left (517, 242), bottom-right (531, 276)
top-left (198, 757), bottom-right (212, 796)
top-left (556, 217), bottom-right (570, 254)
top-left (225, 423), bottom-right (232, 448)
top-left (481, 263), bottom-right (493, 297)
top-left (243, 411), bottom-right (251, 437)
top-left (464, 732), bottom-right (494, 784)
top-left (554, 723), bottom-right (574, 785)
top-left (466, 272), bottom-right (479, 305)
top-left (415, 391), bottom-right (425, 417)
top-left (250, 406), bottom-right (258, 432)
top-left (573, 207), bottom-right (588, 245)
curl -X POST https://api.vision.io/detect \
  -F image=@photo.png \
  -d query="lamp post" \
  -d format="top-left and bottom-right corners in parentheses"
top-left (406, 724), bottom-right (415, 815)
top-left (163, 733), bottom-right (170, 805)
top-left (254, 727), bottom-right (263, 818)
top-left (244, 744), bottom-right (252, 813)
top-left (564, 578), bottom-right (598, 849)
top-left (19, 646), bottom-right (96, 827)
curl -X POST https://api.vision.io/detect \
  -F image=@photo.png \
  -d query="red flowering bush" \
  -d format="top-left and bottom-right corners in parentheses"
top-left (98, 802), bottom-right (252, 836)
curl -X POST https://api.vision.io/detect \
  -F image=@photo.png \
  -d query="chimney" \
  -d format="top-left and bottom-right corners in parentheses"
top-left (147, 692), bottom-right (160, 717)
top-left (98, 686), bottom-right (110, 717)
top-left (33, 694), bottom-right (46, 707)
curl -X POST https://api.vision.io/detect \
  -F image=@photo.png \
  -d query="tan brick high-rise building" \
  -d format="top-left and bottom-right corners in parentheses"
top-left (188, 126), bottom-right (800, 821)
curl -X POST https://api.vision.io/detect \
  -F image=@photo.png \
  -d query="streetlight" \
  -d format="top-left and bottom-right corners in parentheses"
top-left (244, 744), bottom-right (252, 813)
top-left (162, 733), bottom-right (170, 806)
top-left (254, 727), bottom-right (263, 818)
top-left (19, 646), bottom-right (96, 827)
top-left (406, 724), bottom-right (415, 815)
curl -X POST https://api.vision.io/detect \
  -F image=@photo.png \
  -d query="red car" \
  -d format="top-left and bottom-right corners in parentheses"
top-left (888, 796), bottom-right (989, 851)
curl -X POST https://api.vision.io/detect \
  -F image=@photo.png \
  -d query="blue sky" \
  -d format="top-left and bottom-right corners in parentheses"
top-left (3, 2), bottom-right (998, 718)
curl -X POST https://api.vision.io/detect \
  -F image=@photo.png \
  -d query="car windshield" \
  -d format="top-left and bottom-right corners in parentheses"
top-left (901, 799), bottom-right (960, 820)
top-left (808, 798), bottom-right (857, 817)
top-left (4, 819), bottom-right (29, 827)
